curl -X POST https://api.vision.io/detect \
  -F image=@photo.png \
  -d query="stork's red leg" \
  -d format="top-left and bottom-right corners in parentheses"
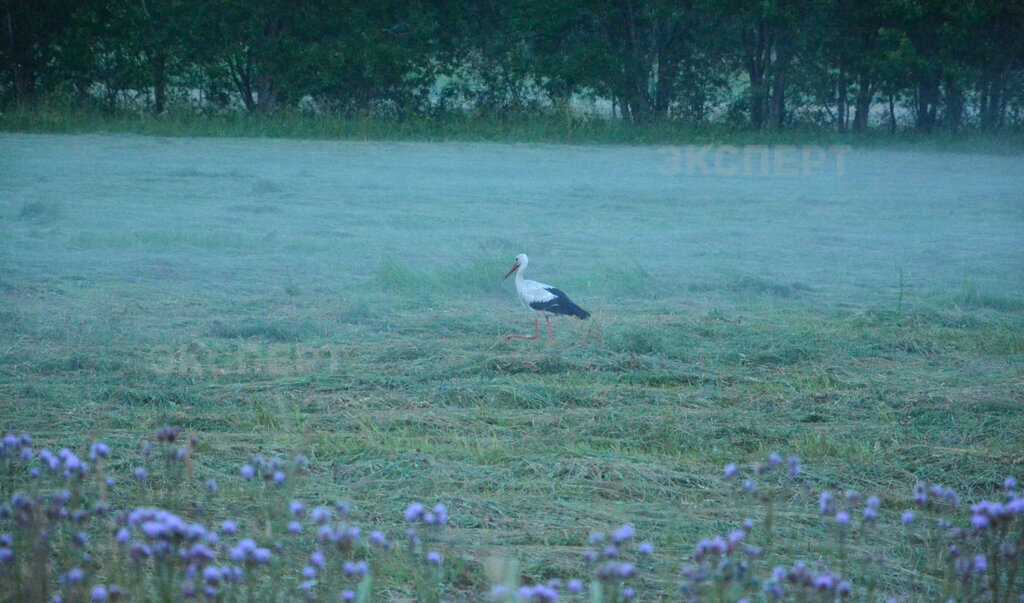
top-left (505, 317), bottom-right (540, 341)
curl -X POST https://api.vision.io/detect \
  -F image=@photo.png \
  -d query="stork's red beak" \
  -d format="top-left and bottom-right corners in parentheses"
top-left (503, 262), bottom-right (520, 280)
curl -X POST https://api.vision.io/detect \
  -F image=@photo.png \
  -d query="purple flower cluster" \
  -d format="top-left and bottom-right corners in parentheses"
top-left (514, 582), bottom-right (560, 602)
top-left (817, 489), bottom-right (882, 529)
top-left (913, 481), bottom-right (961, 508)
top-left (580, 524), bottom-right (649, 600)
top-left (403, 501), bottom-right (448, 526)
top-left (127, 507), bottom-right (208, 542)
top-left (970, 496), bottom-right (1024, 530)
top-left (238, 453), bottom-right (301, 484)
top-left (765, 562), bottom-right (851, 599)
top-left (0, 433), bottom-right (32, 460)
top-left (315, 524), bottom-right (362, 552)
top-left (5, 429), bottom-right (1022, 602)
top-left (229, 538), bottom-right (272, 564)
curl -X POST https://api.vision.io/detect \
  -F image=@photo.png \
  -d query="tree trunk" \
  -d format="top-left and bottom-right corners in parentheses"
top-left (837, 65), bottom-right (847, 133)
top-left (851, 71), bottom-right (872, 133)
top-left (151, 53), bottom-right (167, 115)
top-left (767, 46), bottom-right (786, 131)
top-left (888, 92), bottom-right (897, 134)
top-left (915, 77), bottom-right (939, 133)
top-left (942, 75), bottom-right (963, 131)
top-left (228, 54), bottom-right (257, 112)
top-left (256, 72), bottom-right (279, 115)
top-left (979, 70), bottom-right (1004, 131)
top-left (743, 21), bottom-right (770, 129)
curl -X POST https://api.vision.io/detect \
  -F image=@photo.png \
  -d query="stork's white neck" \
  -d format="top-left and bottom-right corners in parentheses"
top-left (515, 256), bottom-right (528, 288)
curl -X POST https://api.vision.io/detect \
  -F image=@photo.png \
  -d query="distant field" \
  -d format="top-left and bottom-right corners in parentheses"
top-left (1, 133), bottom-right (1023, 600)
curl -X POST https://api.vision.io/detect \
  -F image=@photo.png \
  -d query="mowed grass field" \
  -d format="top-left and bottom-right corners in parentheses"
top-left (1, 133), bottom-right (1023, 600)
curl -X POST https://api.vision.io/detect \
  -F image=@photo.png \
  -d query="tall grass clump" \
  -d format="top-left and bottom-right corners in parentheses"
top-left (370, 251), bottom-right (508, 302)
top-left (2, 430), bottom-right (1022, 601)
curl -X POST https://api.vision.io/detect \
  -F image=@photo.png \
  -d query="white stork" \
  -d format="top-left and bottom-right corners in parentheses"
top-left (503, 253), bottom-right (590, 343)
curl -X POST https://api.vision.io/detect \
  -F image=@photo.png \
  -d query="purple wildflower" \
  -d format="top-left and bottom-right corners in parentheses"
top-left (289, 500), bottom-right (304, 517)
top-left (724, 463), bottom-right (738, 478)
top-left (404, 502), bottom-right (425, 522)
top-left (973, 555), bottom-right (987, 573)
top-left (567, 579), bottom-right (583, 593)
top-left (230, 538), bottom-right (257, 561)
top-left (901, 510), bottom-right (915, 524)
top-left (309, 550), bottom-right (325, 567)
top-left (90, 586), bottom-right (108, 602)
top-left (813, 574), bottom-right (835, 590)
top-left (239, 464), bottom-right (255, 479)
top-left (189, 544), bottom-right (215, 562)
top-left (341, 590), bottom-right (356, 601)
top-left (133, 467), bottom-right (147, 482)
top-left (492, 585), bottom-right (511, 598)
top-left (913, 481), bottom-right (927, 505)
top-left (271, 471), bottom-right (286, 484)
top-left (836, 511), bottom-right (850, 525)
top-left (432, 503), bottom-right (448, 525)
top-left (311, 506), bottom-right (331, 524)
top-left (61, 568), bottom-right (84, 583)
top-left (369, 531), bottom-right (387, 547)
top-left (89, 442), bottom-right (109, 460)
top-left (518, 585), bottom-right (559, 602)
top-left (427, 551), bottom-right (442, 566)
top-left (638, 542), bottom-right (654, 555)
top-left (287, 521), bottom-right (302, 534)
top-left (611, 524), bottom-right (634, 544)
top-left (819, 491), bottom-right (835, 515)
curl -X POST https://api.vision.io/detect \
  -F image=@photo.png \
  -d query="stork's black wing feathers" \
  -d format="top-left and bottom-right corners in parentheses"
top-left (529, 287), bottom-right (590, 319)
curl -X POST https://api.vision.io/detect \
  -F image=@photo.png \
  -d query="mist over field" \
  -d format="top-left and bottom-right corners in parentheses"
top-left (2, 134), bottom-right (1021, 308)
top-left (1, 133), bottom-right (1023, 600)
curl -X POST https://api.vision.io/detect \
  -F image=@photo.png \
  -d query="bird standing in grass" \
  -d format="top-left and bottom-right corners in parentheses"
top-left (503, 253), bottom-right (589, 343)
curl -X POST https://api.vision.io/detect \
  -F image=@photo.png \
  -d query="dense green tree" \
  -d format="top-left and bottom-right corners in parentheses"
top-left (2, 0), bottom-right (1023, 131)
top-left (0, 0), bottom-right (76, 101)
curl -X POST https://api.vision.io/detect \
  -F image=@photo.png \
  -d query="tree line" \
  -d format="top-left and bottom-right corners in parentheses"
top-left (3, 0), bottom-right (1023, 132)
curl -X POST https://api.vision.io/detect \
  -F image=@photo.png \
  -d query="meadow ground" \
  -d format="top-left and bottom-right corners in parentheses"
top-left (1, 132), bottom-right (1023, 600)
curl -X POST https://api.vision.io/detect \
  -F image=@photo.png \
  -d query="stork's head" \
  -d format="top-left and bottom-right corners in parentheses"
top-left (503, 253), bottom-right (528, 280)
